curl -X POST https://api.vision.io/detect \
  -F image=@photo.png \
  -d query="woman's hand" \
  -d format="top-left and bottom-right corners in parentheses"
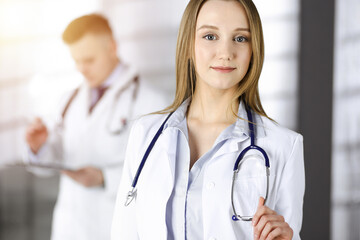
top-left (252, 197), bottom-right (293, 240)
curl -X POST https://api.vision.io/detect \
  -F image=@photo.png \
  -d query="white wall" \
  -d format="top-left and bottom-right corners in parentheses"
top-left (0, 0), bottom-right (102, 165)
top-left (102, 0), bottom-right (189, 101)
top-left (0, 0), bottom-right (301, 239)
top-left (254, 0), bottom-right (300, 129)
top-left (102, 0), bottom-right (301, 129)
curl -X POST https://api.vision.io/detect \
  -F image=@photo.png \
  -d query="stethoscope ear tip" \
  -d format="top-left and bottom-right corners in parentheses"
top-left (232, 215), bottom-right (240, 221)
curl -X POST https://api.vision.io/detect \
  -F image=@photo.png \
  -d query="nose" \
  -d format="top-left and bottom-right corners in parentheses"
top-left (217, 40), bottom-right (235, 61)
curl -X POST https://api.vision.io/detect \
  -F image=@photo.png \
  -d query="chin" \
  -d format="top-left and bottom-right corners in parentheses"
top-left (209, 81), bottom-right (239, 91)
top-left (86, 80), bottom-right (97, 88)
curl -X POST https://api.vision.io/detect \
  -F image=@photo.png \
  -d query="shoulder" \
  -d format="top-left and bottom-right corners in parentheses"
top-left (129, 113), bottom-right (169, 144)
top-left (57, 84), bottom-right (84, 114)
top-left (262, 117), bottom-right (302, 139)
top-left (260, 116), bottom-right (303, 155)
top-left (125, 113), bottom-right (169, 169)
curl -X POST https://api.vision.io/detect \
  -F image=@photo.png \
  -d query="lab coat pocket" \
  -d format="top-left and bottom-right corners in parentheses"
top-left (232, 176), bottom-right (266, 218)
top-left (106, 114), bottom-right (128, 135)
top-left (232, 154), bottom-right (268, 218)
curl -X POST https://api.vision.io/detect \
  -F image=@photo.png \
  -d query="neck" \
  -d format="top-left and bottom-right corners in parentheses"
top-left (93, 59), bottom-right (120, 89)
top-left (109, 58), bottom-right (120, 74)
top-left (187, 84), bottom-right (239, 124)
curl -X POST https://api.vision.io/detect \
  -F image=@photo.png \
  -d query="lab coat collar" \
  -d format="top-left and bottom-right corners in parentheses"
top-left (163, 98), bottom-right (266, 140)
top-left (163, 98), bottom-right (191, 129)
top-left (235, 101), bottom-right (266, 139)
top-left (161, 98), bottom-right (267, 190)
top-left (81, 62), bottom-right (138, 119)
top-left (101, 62), bottom-right (126, 88)
top-left (84, 62), bottom-right (136, 94)
top-left (102, 62), bottom-right (136, 92)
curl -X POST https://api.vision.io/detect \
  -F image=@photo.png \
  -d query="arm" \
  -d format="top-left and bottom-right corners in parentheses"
top-left (23, 117), bottom-right (64, 176)
top-left (252, 135), bottom-right (305, 240)
top-left (111, 120), bottom-right (140, 240)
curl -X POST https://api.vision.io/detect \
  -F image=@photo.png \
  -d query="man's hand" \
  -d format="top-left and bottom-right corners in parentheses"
top-left (252, 197), bottom-right (293, 240)
top-left (25, 117), bottom-right (48, 154)
top-left (62, 167), bottom-right (104, 188)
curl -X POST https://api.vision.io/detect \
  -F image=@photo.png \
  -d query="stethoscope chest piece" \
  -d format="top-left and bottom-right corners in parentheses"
top-left (125, 187), bottom-right (137, 206)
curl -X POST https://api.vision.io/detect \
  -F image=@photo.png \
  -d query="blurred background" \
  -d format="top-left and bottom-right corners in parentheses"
top-left (0, 0), bottom-right (358, 239)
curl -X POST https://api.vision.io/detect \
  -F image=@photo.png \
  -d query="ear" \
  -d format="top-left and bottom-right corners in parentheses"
top-left (107, 37), bottom-right (118, 59)
top-left (108, 37), bottom-right (116, 50)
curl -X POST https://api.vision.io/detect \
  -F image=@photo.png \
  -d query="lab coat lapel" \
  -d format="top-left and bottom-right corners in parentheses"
top-left (136, 129), bottom-right (175, 239)
top-left (212, 135), bottom-right (248, 160)
top-left (211, 103), bottom-right (267, 161)
top-left (161, 128), bottom-right (177, 190)
top-left (160, 99), bottom-right (190, 183)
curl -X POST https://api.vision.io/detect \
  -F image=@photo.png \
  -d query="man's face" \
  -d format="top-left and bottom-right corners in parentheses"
top-left (68, 33), bottom-right (118, 88)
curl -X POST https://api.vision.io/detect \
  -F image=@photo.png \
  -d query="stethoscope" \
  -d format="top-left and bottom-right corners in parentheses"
top-left (105, 76), bottom-right (139, 135)
top-left (56, 76), bottom-right (139, 135)
top-left (124, 103), bottom-right (270, 222)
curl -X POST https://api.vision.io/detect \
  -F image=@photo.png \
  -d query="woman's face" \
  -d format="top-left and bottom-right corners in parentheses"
top-left (194, 0), bottom-right (252, 93)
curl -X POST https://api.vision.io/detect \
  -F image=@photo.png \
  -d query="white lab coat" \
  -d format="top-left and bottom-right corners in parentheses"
top-left (112, 101), bottom-right (305, 240)
top-left (25, 65), bottom-right (167, 240)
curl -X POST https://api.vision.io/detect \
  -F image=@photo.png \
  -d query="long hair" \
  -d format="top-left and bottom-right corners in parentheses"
top-left (160, 0), bottom-right (270, 120)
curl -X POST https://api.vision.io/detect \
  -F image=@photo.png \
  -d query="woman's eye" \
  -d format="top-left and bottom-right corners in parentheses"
top-left (204, 34), bottom-right (216, 41)
top-left (235, 36), bottom-right (247, 42)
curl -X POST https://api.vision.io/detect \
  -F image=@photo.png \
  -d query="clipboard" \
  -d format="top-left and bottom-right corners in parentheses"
top-left (6, 162), bottom-right (73, 171)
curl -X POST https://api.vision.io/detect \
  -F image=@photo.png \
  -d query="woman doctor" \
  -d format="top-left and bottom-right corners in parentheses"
top-left (112, 0), bottom-right (305, 239)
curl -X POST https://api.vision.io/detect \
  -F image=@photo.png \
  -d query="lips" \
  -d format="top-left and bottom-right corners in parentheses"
top-left (211, 66), bottom-right (236, 73)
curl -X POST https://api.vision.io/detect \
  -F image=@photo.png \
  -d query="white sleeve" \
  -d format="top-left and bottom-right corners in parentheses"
top-left (275, 134), bottom-right (305, 240)
top-left (111, 120), bottom-right (140, 240)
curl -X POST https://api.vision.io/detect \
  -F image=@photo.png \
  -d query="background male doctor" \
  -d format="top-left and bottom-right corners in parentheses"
top-left (24, 14), bottom-right (166, 240)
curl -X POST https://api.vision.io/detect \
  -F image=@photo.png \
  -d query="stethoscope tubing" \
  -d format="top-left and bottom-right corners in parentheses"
top-left (131, 112), bottom-right (174, 188)
top-left (125, 104), bottom-right (271, 217)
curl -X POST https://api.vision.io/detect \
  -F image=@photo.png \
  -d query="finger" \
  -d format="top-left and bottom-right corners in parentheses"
top-left (62, 170), bottom-right (77, 179)
top-left (34, 117), bottom-right (42, 124)
top-left (265, 224), bottom-right (292, 240)
top-left (25, 126), bottom-right (35, 136)
top-left (252, 197), bottom-right (267, 226)
top-left (31, 117), bottom-right (44, 128)
top-left (254, 214), bottom-right (282, 240)
top-left (61, 170), bottom-right (70, 176)
top-left (257, 218), bottom-right (285, 240)
top-left (258, 197), bottom-right (265, 207)
top-left (34, 122), bottom-right (46, 131)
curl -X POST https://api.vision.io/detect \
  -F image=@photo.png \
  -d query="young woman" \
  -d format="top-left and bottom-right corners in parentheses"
top-left (112, 0), bottom-right (305, 239)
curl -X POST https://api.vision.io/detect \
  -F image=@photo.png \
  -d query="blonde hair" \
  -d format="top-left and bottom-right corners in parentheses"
top-left (159, 0), bottom-right (270, 120)
top-left (62, 14), bottom-right (113, 44)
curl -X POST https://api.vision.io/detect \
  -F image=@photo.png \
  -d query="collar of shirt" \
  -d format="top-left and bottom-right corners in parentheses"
top-left (89, 63), bottom-right (125, 106)
top-left (164, 98), bottom-right (266, 140)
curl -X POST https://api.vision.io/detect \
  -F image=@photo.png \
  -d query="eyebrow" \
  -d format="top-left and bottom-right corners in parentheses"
top-left (196, 25), bottom-right (250, 32)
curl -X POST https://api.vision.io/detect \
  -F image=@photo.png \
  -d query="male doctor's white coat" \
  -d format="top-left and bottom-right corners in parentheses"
top-left (112, 100), bottom-right (305, 240)
top-left (25, 65), bottom-right (167, 240)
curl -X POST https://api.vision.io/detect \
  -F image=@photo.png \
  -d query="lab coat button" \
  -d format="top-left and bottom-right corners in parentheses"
top-left (206, 182), bottom-right (215, 189)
